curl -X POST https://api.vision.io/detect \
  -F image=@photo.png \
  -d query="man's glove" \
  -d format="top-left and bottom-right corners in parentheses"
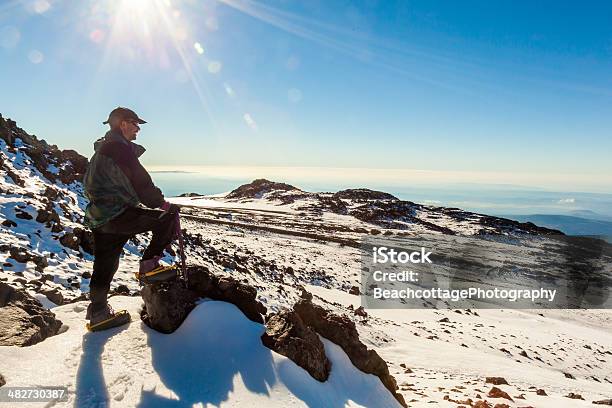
top-left (160, 201), bottom-right (180, 215)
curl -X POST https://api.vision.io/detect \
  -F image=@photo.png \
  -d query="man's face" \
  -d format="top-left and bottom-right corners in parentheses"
top-left (119, 119), bottom-right (140, 141)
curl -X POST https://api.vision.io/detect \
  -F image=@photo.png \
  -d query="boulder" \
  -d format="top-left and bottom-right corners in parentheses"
top-left (488, 387), bottom-right (513, 401)
top-left (486, 377), bottom-right (509, 385)
top-left (0, 282), bottom-right (63, 346)
top-left (141, 281), bottom-right (196, 333)
top-left (59, 232), bottom-right (80, 251)
top-left (261, 310), bottom-right (331, 381)
top-left (593, 399), bottom-right (612, 405)
top-left (186, 266), bottom-right (267, 324)
top-left (0, 373), bottom-right (5, 387)
top-left (40, 288), bottom-right (64, 305)
top-left (293, 292), bottom-right (406, 407)
top-left (140, 266), bottom-right (267, 333)
top-left (73, 227), bottom-right (94, 255)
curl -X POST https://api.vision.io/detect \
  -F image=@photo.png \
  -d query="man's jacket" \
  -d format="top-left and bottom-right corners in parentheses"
top-left (83, 130), bottom-right (164, 229)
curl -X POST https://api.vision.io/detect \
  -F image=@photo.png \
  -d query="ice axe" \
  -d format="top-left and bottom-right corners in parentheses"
top-left (175, 211), bottom-right (188, 285)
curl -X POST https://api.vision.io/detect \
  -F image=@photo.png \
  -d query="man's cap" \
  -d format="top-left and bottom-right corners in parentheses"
top-left (102, 107), bottom-right (147, 125)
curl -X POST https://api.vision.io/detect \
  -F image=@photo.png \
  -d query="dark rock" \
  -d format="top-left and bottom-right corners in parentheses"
top-left (536, 389), bottom-right (547, 396)
top-left (563, 372), bottom-right (575, 379)
top-left (486, 377), bottom-right (509, 385)
top-left (488, 387), bottom-right (513, 401)
top-left (0, 282), bottom-right (63, 346)
top-left (82, 271), bottom-right (92, 279)
top-left (316, 197), bottom-right (348, 215)
top-left (73, 227), bottom-right (94, 255)
top-left (349, 286), bottom-right (360, 295)
top-left (115, 284), bottom-right (130, 295)
top-left (565, 393), bottom-right (584, 400)
top-left (15, 210), bottom-right (33, 220)
top-left (141, 266), bottom-right (267, 333)
top-left (43, 186), bottom-right (59, 201)
top-left (293, 297), bottom-right (406, 407)
top-left (261, 310), bottom-right (331, 381)
top-left (353, 306), bottom-right (367, 317)
top-left (2, 246), bottom-right (47, 272)
top-left (1, 219), bottom-right (16, 227)
top-left (0, 373), bottom-right (4, 387)
top-left (59, 232), bottom-right (80, 251)
top-left (187, 266), bottom-right (267, 324)
top-left (40, 288), bottom-right (64, 305)
top-left (35, 204), bottom-right (60, 224)
top-left (593, 399), bottom-right (612, 405)
top-left (141, 280), bottom-right (196, 333)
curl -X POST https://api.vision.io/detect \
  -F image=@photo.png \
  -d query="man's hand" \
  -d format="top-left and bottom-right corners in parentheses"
top-left (160, 201), bottom-right (180, 215)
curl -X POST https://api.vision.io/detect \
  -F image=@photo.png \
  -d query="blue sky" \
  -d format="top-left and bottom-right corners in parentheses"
top-left (1, 0), bottom-right (611, 192)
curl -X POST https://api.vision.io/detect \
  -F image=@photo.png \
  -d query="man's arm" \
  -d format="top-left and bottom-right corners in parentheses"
top-left (99, 142), bottom-right (165, 208)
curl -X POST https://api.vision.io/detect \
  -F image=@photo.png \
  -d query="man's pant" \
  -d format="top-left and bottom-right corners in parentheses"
top-left (89, 206), bottom-right (178, 309)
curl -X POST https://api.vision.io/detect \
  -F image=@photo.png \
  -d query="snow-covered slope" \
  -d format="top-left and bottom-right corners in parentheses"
top-left (0, 296), bottom-right (401, 407)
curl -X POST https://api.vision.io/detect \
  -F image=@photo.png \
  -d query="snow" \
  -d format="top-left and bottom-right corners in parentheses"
top-left (0, 297), bottom-right (401, 408)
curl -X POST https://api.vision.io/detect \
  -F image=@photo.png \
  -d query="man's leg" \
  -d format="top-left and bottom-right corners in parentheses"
top-left (90, 231), bottom-right (129, 311)
top-left (98, 207), bottom-right (178, 262)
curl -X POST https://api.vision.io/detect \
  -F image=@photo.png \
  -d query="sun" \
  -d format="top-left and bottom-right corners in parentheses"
top-left (117, 0), bottom-right (160, 20)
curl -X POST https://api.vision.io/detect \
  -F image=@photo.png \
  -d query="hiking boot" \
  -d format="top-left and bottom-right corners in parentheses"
top-left (87, 302), bottom-right (117, 325)
top-left (136, 255), bottom-right (178, 283)
top-left (86, 303), bottom-right (130, 331)
top-left (139, 255), bottom-right (162, 275)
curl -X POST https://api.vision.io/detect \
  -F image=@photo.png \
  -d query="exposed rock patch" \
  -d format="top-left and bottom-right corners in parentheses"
top-left (140, 265), bottom-right (267, 333)
top-left (292, 291), bottom-right (407, 407)
top-left (0, 282), bottom-right (63, 346)
top-left (487, 386), bottom-right (513, 401)
top-left (261, 310), bottom-right (331, 381)
top-left (485, 377), bottom-right (509, 385)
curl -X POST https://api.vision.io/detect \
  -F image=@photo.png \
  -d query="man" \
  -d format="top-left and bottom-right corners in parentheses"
top-left (83, 107), bottom-right (179, 330)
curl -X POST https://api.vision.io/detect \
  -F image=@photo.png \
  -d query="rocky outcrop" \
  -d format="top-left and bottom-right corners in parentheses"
top-left (0, 282), bottom-right (63, 346)
top-left (292, 291), bottom-right (407, 407)
top-left (0, 373), bottom-right (5, 387)
top-left (178, 192), bottom-right (203, 197)
top-left (0, 114), bottom-right (88, 185)
top-left (140, 265), bottom-right (267, 333)
top-left (261, 310), bottom-right (331, 381)
top-left (478, 215), bottom-right (563, 236)
top-left (349, 200), bottom-right (423, 230)
top-left (226, 179), bottom-right (301, 199)
top-left (333, 188), bottom-right (398, 201)
top-left (141, 280), bottom-right (196, 333)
